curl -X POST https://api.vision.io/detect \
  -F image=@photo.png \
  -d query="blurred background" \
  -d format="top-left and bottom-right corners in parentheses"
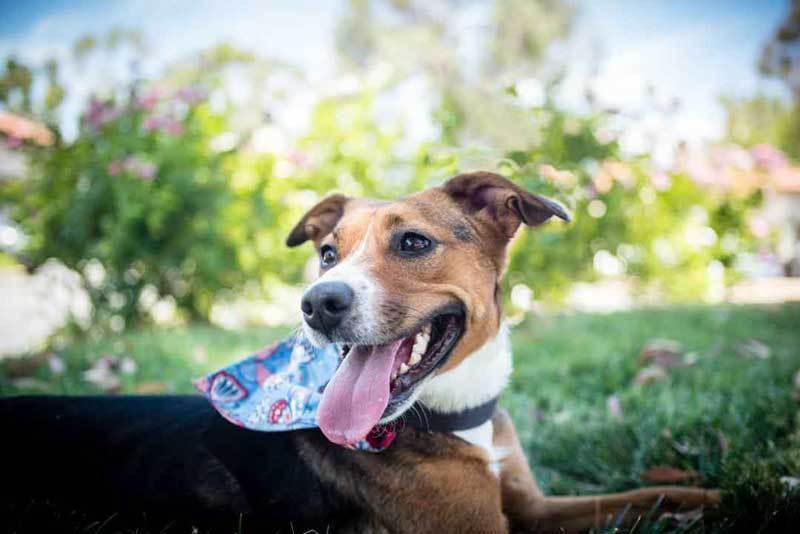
top-left (1, 1), bottom-right (800, 528)
top-left (1, 0), bottom-right (800, 344)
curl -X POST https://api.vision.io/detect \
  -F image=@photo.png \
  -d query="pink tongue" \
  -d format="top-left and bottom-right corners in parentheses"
top-left (318, 340), bottom-right (403, 445)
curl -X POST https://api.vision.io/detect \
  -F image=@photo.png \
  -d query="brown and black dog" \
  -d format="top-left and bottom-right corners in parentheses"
top-left (285, 170), bottom-right (720, 532)
top-left (1, 172), bottom-right (719, 533)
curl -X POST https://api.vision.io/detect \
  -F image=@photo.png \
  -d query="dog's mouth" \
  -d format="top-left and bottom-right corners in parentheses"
top-left (317, 308), bottom-right (465, 446)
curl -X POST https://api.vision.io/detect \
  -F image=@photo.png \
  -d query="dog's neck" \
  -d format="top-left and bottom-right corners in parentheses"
top-left (418, 322), bottom-right (512, 414)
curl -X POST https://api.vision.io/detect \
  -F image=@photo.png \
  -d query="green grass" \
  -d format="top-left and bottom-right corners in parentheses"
top-left (2, 304), bottom-right (799, 532)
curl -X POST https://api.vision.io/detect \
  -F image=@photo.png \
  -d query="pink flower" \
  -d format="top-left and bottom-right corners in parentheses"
top-left (82, 98), bottom-right (122, 130)
top-left (175, 87), bottom-right (207, 105)
top-left (748, 215), bottom-right (770, 239)
top-left (143, 116), bottom-right (163, 132)
top-left (650, 171), bottom-right (672, 191)
top-left (5, 136), bottom-right (23, 149)
top-left (107, 159), bottom-right (123, 176)
top-left (137, 89), bottom-right (161, 110)
top-left (137, 161), bottom-right (157, 180)
top-left (539, 164), bottom-right (576, 187)
top-left (751, 144), bottom-right (787, 171)
top-left (143, 115), bottom-right (183, 136)
top-left (287, 150), bottom-right (309, 168)
top-left (123, 156), bottom-right (157, 181)
top-left (161, 117), bottom-right (184, 137)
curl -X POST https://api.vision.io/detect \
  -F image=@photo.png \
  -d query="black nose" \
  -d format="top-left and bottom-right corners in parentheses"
top-left (301, 282), bottom-right (354, 333)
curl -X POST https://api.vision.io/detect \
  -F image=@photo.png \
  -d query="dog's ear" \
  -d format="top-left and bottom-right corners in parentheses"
top-left (286, 194), bottom-right (349, 247)
top-left (443, 172), bottom-right (569, 238)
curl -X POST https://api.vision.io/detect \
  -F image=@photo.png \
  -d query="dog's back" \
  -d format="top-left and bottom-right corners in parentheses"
top-left (1, 395), bottom-right (351, 533)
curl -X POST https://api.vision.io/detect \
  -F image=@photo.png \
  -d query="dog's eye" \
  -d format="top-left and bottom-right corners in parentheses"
top-left (399, 232), bottom-right (432, 255)
top-left (320, 245), bottom-right (337, 268)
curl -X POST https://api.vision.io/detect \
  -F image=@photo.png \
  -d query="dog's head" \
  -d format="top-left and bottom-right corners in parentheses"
top-left (287, 171), bottom-right (568, 445)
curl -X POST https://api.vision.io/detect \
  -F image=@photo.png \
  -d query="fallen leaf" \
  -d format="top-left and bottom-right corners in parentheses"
top-left (736, 339), bottom-right (771, 360)
top-left (633, 365), bottom-right (668, 386)
top-left (639, 339), bottom-right (684, 369)
top-left (2, 353), bottom-right (47, 378)
top-left (135, 381), bottom-right (168, 394)
top-left (641, 465), bottom-right (701, 484)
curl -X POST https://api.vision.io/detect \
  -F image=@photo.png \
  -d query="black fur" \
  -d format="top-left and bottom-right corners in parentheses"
top-left (0, 395), bottom-right (360, 533)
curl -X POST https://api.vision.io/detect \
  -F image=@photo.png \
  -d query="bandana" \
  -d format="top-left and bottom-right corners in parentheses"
top-left (194, 335), bottom-right (396, 451)
top-left (195, 335), bottom-right (499, 452)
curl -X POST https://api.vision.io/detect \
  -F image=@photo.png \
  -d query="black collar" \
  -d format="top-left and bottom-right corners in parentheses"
top-left (403, 397), bottom-right (498, 433)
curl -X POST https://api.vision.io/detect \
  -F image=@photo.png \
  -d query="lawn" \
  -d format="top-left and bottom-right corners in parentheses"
top-left (2, 303), bottom-right (799, 533)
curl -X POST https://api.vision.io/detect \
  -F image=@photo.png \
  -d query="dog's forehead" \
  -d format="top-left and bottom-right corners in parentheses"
top-left (336, 189), bottom-right (468, 242)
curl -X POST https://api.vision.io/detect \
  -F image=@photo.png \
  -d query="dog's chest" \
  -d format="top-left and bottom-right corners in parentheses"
top-left (453, 420), bottom-right (504, 476)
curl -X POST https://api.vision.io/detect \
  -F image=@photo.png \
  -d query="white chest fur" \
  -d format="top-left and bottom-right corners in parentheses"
top-left (419, 323), bottom-right (513, 476)
top-left (418, 322), bottom-right (512, 412)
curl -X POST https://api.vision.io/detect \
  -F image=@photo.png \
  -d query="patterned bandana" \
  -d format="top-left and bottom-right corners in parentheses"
top-left (194, 335), bottom-right (398, 452)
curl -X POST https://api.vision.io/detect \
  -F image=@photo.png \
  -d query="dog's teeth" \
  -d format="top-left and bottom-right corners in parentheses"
top-left (409, 352), bottom-right (421, 366)
top-left (399, 363), bottom-right (409, 375)
top-left (412, 332), bottom-right (429, 357)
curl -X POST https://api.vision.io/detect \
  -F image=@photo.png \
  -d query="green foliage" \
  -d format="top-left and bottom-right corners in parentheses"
top-left (5, 87), bottom-right (250, 328)
top-left (722, 94), bottom-right (800, 160)
top-left (0, 32), bottom-right (770, 328)
top-left (493, 104), bottom-right (761, 304)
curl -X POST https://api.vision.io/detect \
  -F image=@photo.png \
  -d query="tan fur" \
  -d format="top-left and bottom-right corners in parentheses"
top-left (288, 172), bottom-right (720, 532)
top-left (296, 428), bottom-right (507, 533)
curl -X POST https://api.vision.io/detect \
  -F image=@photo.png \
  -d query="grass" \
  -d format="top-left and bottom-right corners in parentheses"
top-left (2, 303), bottom-right (799, 532)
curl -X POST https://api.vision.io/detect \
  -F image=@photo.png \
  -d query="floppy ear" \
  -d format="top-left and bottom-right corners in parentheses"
top-left (443, 172), bottom-right (570, 238)
top-left (286, 194), bottom-right (349, 247)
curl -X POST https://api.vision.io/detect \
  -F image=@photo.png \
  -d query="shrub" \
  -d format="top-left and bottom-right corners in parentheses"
top-left (6, 86), bottom-right (245, 329)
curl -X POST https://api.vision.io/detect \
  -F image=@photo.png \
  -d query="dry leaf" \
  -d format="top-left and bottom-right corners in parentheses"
top-left (135, 381), bottom-right (168, 394)
top-left (641, 465), bottom-right (701, 484)
top-left (639, 339), bottom-right (684, 369)
top-left (2, 353), bottom-right (47, 378)
top-left (633, 365), bottom-right (668, 386)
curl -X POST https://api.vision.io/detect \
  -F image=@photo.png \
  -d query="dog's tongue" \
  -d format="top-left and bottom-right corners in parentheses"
top-left (318, 340), bottom-right (403, 446)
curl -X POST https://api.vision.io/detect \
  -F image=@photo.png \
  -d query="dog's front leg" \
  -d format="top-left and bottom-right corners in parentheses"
top-left (492, 409), bottom-right (721, 533)
top-left (492, 408), bottom-right (550, 531)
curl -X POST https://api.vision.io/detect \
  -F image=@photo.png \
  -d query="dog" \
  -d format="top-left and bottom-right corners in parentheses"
top-left (1, 172), bottom-right (719, 533)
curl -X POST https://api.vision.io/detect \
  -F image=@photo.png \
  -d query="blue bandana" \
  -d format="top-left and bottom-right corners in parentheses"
top-left (194, 336), bottom-right (397, 451)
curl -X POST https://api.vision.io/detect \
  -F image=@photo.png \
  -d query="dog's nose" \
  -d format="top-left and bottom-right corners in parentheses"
top-left (301, 282), bottom-right (354, 332)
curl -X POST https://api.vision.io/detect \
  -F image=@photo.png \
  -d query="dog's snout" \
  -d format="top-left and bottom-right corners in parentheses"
top-left (301, 282), bottom-right (354, 332)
